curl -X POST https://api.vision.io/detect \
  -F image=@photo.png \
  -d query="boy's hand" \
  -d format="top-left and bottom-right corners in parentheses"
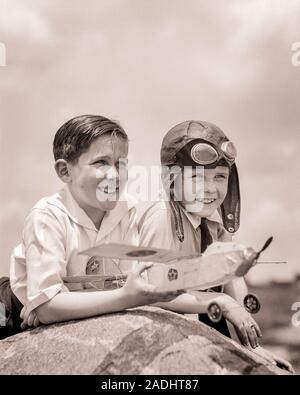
top-left (220, 297), bottom-right (262, 348)
top-left (20, 306), bottom-right (40, 329)
top-left (122, 262), bottom-right (183, 307)
top-left (251, 346), bottom-right (295, 374)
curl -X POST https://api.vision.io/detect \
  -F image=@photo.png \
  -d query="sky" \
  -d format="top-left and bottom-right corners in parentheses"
top-left (0, 0), bottom-right (300, 284)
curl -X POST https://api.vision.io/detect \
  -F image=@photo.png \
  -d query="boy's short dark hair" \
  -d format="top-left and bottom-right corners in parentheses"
top-left (53, 115), bottom-right (128, 163)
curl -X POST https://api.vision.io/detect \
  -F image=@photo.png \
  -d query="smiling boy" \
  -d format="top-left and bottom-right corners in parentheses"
top-left (138, 120), bottom-right (294, 372)
top-left (139, 120), bottom-right (262, 347)
top-left (0, 114), bottom-right (179, 339)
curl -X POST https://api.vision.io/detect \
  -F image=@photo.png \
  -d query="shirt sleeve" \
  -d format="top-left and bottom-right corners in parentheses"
top-left (122, 206), bottom-right (139, 246)
top-left (105, 206), bottom-right (140, 276)
top-left (138, 206), bottom-right (177, 284)
top-left (22, 208), bottom-right (69, 312)
top-left (139, 205), bottom-right (178, 250)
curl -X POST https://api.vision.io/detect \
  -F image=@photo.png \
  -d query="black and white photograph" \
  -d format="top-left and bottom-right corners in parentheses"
top-left (0, 0), bottom-right (300, 379)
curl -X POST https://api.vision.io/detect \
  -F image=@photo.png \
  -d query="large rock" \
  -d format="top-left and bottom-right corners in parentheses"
top-left (0, 307), bottom-right (289, 375)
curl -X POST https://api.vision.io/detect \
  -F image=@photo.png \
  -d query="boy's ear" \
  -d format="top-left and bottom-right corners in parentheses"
top-left (54, 159), bottom-right (72, 183)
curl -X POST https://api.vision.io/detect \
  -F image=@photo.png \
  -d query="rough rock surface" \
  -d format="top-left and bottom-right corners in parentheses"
top-left (0, 307), bottom-right (289, 375)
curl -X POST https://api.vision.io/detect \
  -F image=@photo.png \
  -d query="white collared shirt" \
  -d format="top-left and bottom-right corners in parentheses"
top-left (10, 186), bottom-right (138, 312)
top-left (138, 200), bottom-right (232, 253)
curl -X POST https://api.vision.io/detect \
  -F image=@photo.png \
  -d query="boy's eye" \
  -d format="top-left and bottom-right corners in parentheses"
top-left (192, 174), bottom-right (204, 179)
top-left (117, 159), bottom-right (128, 169)
top-left (215, 174), bottom-right (228, 180)
top-left (93, 160), bottom-right (108, 166)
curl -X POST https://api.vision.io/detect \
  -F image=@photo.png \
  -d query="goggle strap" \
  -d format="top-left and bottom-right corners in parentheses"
top-left (170, 200), bottom-right (184, 242)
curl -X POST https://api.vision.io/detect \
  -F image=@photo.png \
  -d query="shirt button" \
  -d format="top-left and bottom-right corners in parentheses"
top-left (227, 213), bottom-right (234, 220)
top-left (228, 227), bottom-right (235, 233)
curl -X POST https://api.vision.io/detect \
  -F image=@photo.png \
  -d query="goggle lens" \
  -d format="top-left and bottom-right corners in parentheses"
top-left (221, 141), bottom-right (237, 161)
top-left (190, 143), bottom-right (219, 165)
top-left (190, 141), bottom-right (236, 165)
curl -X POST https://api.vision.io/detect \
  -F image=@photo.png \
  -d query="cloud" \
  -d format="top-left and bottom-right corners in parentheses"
top-left (229, 0), bottom-right (300, 42)
top-left (236, 193), bottom-right (300, 284)
top-left (0, 0), bottom-right (53, 43)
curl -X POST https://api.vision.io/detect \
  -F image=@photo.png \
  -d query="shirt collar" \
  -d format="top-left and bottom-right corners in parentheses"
top-left (96, 192), bottom-right (137, 242)
top-left (179, 203), bottom-right (223, 230)
top-left (47, 185), bottom-right (137, 237)
top-left (47, 186), bottom-right (97, 231)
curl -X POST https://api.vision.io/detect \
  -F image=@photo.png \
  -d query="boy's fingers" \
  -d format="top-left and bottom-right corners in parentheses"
top-left (20, 307), bottom-right (25, 320)
top-left (27, 312), bottom-right (34, 327)
top-left (246, 325), bottom-right (259, 348)
top-left (133, 262), bottom-right (153, 276)
top-left (285, 362), bottom-right (295, 374)
top-left (247, 318), bottom-right (262, 339)
top-left (254, 323), bottom-right (262, 338)
top-left (20, 321), bottom-right (27, 329)
top-left (236, 324), bottom-right (249, 347)
top-left (22, 309), bottom-right (30, 326)
top-left (33, 315), bottom-right (40, 327)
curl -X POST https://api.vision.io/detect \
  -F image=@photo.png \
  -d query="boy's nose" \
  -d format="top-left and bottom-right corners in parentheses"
top-left (105, 166), bottom-right (118, 180)
top-left (204, 180), bottom-right (217, 194)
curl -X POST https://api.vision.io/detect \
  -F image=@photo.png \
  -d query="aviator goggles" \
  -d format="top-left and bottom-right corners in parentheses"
top-left (176, 139), bottom-right (237, 167)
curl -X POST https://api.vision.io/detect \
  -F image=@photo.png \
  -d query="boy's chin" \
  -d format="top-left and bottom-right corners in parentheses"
top-left (96, 193), bottom-right (120, 211)
top-left (184, 201), bottom-right (216, 216)
top-left (98, 199), bottom-right (119, 211)
top-left (96, 189), bottom-right (120, 210)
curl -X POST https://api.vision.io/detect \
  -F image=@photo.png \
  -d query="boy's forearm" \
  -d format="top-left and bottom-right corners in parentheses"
top-left (36, 288), bottom-right (138, 325)
top-left (224, 277), bottom-right (249, 304)
top-left (154, 291), bottom-right (231, 314)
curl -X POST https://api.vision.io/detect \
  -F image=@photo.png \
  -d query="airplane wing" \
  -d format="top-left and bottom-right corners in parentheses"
top-left (79, 242), bottom-right (198, 263)
top-left (70, 239), bottom-right (282, 292)
top-left (67, 242), bottom-right (254, 292)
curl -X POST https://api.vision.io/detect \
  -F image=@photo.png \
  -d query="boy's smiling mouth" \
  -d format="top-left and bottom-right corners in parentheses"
top-left (97, 185), bottom-right (119, 194)
top-left (195, 197), bottom-right (217, 204)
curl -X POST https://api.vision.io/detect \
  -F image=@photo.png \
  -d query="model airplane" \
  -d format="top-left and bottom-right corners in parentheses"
top-left (63, 236), bottom-right (285, 294)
